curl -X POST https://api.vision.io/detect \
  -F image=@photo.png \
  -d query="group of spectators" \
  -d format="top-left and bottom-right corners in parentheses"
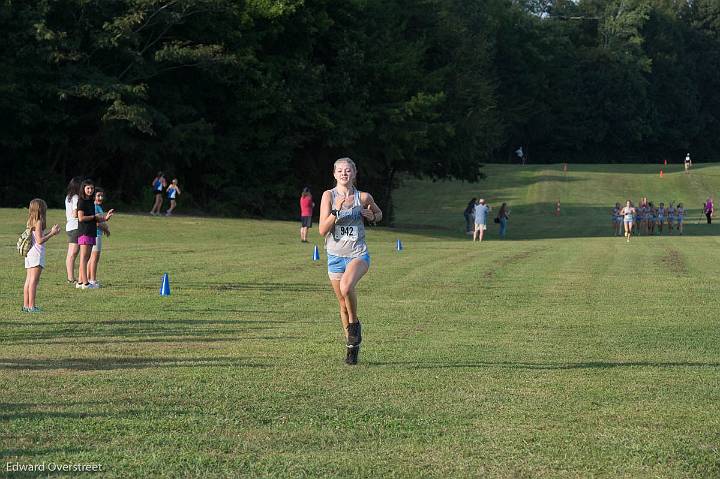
top-left (463, 198), bottom-right (510, 242)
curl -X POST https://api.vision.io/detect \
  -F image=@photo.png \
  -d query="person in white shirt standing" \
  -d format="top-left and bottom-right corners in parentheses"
top-left (684, 153), bottom-right (692, 173)
top-left (64, 176), bottom-right (82, 285)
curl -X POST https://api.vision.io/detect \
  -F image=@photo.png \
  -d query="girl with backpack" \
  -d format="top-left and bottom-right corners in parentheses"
top-left (22, 199), bottom-right (61, 312)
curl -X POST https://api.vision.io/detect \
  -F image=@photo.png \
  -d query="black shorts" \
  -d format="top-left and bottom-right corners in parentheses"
top-left (67, 229), bottom-right (80, 244)
top-left (301, 216), bottom-right (312, 228)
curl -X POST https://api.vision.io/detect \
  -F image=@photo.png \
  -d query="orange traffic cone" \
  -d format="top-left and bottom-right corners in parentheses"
top-left (660, 170), bottom-right (664, 178)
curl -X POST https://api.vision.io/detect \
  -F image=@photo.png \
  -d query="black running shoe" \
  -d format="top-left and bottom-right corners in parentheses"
top-left (347, 321), bottom-right (362, 346)
top-left (346, 345), bottom-right (360, 365)
top-left (345, 321), bottom-right (362, 365)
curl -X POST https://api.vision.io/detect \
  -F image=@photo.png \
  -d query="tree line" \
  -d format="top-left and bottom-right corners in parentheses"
top-left (1, 0), bottom-right (718, 219)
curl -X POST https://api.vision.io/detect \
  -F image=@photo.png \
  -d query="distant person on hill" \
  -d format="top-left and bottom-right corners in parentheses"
top-left (64, 176), bottom-right (82, 285)
top-left (515, 146), bottom-right (525, 165)
top-left (676, 203), bottom-right (685, 234)
top-left (620, 200), bottom-right (636, 242)
top-left (319, 157), bottom-right (382, 365)
top-left (463, 198), bottom-right (477, 235)
top-left (497, 203), bottom-right (510, 239)
top-left (149, 171), bottom-right (166, 216)
top-left (165, 178), bottom-right (181, 216)
top-left (22, 199), bottom-right (61, 312)
top-left (684, 153), bottom-right (692, 173)
top-left (299, 187), bottom-right (315, 243)
top-left (473, 199), bottom-right (491, 242)
top-left (704, 197), bottom-right (713, 224)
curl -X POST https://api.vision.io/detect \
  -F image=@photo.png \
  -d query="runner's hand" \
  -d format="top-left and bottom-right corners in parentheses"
top-left (361, 204), bottom-right (374, 220)
top-left (333, 192), bottom-right (347, 210)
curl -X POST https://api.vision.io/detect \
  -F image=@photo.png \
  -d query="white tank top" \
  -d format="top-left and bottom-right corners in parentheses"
top-left (325, 189), bottom-right (367, 258)
top-left (25, 229), bottom-right (46, 266)
top-left (65, 194), bottom-right (79, 231)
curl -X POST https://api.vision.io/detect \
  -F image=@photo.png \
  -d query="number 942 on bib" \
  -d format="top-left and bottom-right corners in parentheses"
top-left (333, 225), bottom-right (357, 241)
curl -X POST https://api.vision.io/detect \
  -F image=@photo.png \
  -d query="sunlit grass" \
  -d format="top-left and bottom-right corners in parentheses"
top-left (1, 164), bottom-right (719, 477)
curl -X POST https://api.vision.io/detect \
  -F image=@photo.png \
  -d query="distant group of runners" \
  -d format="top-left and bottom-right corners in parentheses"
top-left (149, 172), bottom-right (181, 216)
top-left (614, 198), bottom-right (685, 241)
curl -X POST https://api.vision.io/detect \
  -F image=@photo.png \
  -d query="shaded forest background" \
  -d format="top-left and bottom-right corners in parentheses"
top-left (1, 0), bottom-right (719, 218)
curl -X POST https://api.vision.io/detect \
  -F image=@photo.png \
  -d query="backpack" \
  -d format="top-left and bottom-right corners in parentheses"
top-left (17, 228), bottom-right (32, 257)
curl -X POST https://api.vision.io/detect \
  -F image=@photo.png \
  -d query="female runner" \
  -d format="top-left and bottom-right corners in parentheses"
top-left (319, 158), bottom-right (382, 365)
top-left (620, 200), bottom-right (636, 242)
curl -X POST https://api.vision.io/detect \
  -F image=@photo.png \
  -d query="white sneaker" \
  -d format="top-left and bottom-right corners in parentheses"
top-left (86, 283), bottom-right (100, 289)
top-left (75, 282), bottom-right (83, 289)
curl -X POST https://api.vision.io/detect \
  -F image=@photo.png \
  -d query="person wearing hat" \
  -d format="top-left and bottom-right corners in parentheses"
top-left (299, 186), bottom-right (315, 243)
top-left (473, 198), bottom-right (491, 242)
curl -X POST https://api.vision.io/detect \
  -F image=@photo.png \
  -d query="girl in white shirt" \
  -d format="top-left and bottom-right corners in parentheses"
top-left (64, 176), bottom-right (82, 284)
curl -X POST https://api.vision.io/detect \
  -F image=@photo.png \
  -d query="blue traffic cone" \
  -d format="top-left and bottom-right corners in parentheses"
top-left (160, 273), bottom-right (171, 296)
top-left (396, 239), bottom-right (403, 251)
top-left (312, 245), bottom-right (320, 261)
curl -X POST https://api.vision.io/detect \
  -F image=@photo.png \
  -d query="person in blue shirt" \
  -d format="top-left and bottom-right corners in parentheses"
top-left (473, 198), bottom-right (491, 242)
top-left (149, 171), bottom-right (166, 216)
top-left (165, 178), bottom-right (181, 216)
top-left (88, 187), bottom-right (110, 288)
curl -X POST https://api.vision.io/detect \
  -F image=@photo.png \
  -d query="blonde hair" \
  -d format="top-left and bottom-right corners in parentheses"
top-left (333, 157), bottom-right (358, 186)
top-left (27, 198), bottom-right (47, 231)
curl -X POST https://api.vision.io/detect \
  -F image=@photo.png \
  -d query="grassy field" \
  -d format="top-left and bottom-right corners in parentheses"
top-left (2, 163), bottom-right (720, 477)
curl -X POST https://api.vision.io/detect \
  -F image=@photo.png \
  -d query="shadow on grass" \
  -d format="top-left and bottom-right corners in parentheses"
top-left (365, 360), bottom-right (720, 370)
top-left (3, 335), bottom-right (296, 347)
top-left (404, 170), bottom-right (587, 193)
top-left (101, 281), bottom-right (327, 293)
top-left (116, 282), bottom-right (327, 293)
top-left (1, 447), bottom-right (86, 456)
top-left (544, 162), bottom-right (720, 175)
top-left (0, 319), bottom-right (289, 327)
top-left (0, 318), bottom-right (291, 345)
top-left (0, 356), bottom-right (268, 371)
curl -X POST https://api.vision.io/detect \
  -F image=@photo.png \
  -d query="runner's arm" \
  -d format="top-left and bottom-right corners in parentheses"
top-left (361, 193), bottom-right (382, 223)
top-left (318, 191), bottom-right (335, 236)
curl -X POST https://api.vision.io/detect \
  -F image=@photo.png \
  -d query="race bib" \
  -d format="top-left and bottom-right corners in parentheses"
top-left (334, 225), bottom-right (358, 241)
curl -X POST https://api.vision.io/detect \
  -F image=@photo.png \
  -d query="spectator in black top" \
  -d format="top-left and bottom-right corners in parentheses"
top-left (464, 198), bottom-right (477, 235)
top-left (76, 180), bottom-right (114, 289)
